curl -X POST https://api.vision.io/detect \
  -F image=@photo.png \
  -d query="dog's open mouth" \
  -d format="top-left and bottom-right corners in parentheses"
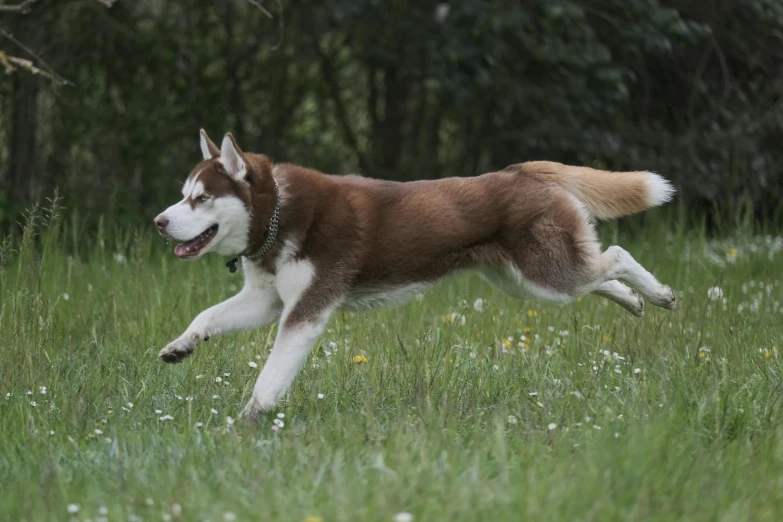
top-left (174, 225), bottom-right (218, 259)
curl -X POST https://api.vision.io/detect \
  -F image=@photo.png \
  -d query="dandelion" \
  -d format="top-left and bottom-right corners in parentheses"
top-left (547, 423), bottom-right (557, 431)
top-left (473, 298), bottom-right (485, 312)
top-left (317, 393), bottom-right (325, 399)
top-left (159, 415), bottom-right (174, 421)
top-left (248, 361), bottom-right (258, 368)
top-left (63, 293), bottom-right (70, 301)
top-left (527, 310), bottom-right (539, 318)
top-left (502, 339), bottom-right (512, 348)
top-left (727, 248), bottom-right (738, 258)
top-left (523, 327), bottom-right (532, 334)
top-left (67, 504), bottom-right (80, 514)
top-left (353, 354), bottom-right (368, 364)
top-left (707, 286), bottom-right (724, 301)
top-left (765, 347), bottom-right (776, 358)
top-left (393, 513), bottom-right (414, 522)
top-left (507, 415), bottom-right (518, 424)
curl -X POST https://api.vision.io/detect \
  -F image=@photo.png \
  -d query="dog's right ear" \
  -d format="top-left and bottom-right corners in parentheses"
top-left (199, 128), bottom-right (220, 160)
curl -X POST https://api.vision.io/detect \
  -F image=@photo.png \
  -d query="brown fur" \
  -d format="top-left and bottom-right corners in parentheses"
top-left (185, 150), bottom-right (669, 326)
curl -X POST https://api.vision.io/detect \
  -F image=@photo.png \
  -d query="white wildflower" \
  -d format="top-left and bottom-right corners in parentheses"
top-left (473, 298), bottom-right (484, 312)
top-left (707, 286), bottom-right (724, 301)
top-left (248, 361), bottom-right (258, 368)
top-left (393, 512), bottom-right (414, 522)
top-left (547, 423), bottom-right (557, 431)
top-left (67, 504), bottom-right (80, 514)
top-left (159, 415), bottom-right (174, 421)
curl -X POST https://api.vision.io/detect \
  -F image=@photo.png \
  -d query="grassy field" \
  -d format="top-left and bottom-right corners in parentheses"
top-left (1, 206), bottom-right (783, 522)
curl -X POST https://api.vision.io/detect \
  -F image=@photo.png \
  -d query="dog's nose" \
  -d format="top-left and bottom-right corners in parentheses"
top-left (154, 214), bottom-right (169, 230)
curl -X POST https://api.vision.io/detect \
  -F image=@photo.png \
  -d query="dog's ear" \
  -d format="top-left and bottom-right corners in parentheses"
top-left (220, 133), bottom-right (247, 181)
top-left (199, 128), bottom-right (220, 160)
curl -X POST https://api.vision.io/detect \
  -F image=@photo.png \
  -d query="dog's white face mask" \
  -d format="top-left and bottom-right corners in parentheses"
top-left (154, 132), bottom-right (252, 260)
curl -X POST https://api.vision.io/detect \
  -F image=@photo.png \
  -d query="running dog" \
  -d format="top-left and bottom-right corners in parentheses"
top-left (154, 130), bottom-right (676, 418)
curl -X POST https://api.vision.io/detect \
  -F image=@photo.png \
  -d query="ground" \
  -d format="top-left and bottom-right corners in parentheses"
top-left (1, 214), bottom-right (782, 521)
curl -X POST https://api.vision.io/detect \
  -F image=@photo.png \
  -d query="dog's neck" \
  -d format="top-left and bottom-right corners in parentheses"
top-left (227, 174), bottom-right (280, 273)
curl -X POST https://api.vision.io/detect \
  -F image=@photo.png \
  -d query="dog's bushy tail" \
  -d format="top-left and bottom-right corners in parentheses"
top-left (522, 161), bottom-right (675, 220)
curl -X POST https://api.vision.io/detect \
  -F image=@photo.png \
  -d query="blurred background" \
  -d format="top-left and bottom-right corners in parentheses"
top-left (1, 0), bottom-right (782, 231)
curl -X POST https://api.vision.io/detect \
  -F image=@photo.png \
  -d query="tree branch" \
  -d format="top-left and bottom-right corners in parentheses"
top-left (0, 0), bottom-right (38, 13)
top-left (0, 28), bottom-right (70, 84)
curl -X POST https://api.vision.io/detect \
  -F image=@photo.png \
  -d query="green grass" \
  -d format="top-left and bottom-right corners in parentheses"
top-left (2, 205), bottom-right (783, 522)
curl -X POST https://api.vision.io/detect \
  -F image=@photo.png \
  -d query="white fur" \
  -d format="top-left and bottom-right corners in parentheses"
top-left (158, 192), bottom-right (251, 258)
top-left (220, 135), bottom-right (246, 181)
top-left (200, 133), bottom-right (214, 160)
top-left (602, 246), bottom-right (675, 308)
top-left (480, 263), bottom-right (575, 303)
top-left (343, 283), bottom-right (431, 311)
top-left (158, 264), bottom-right (281, 361)
top-left (645, 172), bottom-right (676, 207)
top-left (242, 258), bottom-right (335, 416)
top-left (592, 280), bottom-right (644, 316)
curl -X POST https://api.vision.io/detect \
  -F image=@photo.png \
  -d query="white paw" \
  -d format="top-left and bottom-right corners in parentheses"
top-left (648, 286), bottom-right (677, 310)
top-left (239, 396), bottom-right (275, 421)
top-left (158, 335), bottom-right (199, 364)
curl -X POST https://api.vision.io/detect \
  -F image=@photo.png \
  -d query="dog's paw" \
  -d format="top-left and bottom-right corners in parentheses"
top-left (648, 286), bottom-right (676, 310)
top-left (628, 289), bottom-right (645, 317)
top-left (239, 397), bottom-right (273, 422)
top-left (158, 336), bottom-right (198, 364)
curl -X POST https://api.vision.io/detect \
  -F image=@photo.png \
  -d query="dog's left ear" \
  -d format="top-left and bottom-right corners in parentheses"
top-left (220, 133), bottom-right (247, 181)
top-left (199, 128), bottom-right (220, 160)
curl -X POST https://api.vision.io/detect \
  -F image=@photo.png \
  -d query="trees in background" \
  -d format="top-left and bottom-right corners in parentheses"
top-left (1, 0), bottom-right (781, 227)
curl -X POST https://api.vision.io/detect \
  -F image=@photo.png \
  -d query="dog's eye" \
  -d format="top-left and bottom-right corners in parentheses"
top-left (196, 195), bottom-right (210, 203)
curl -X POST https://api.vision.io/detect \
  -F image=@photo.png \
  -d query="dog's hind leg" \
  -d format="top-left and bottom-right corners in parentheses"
top-left (591, 280), bottom-right (645, 316)
top-left (599, 246), bottom-right (676, 310)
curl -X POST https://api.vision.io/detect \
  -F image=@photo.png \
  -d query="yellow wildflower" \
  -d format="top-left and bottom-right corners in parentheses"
top-left (601, 335), bottom-right (612, 344)
top-left (304, 517), bottom-right (324, 522)
top-left (727, 248), bottom-right (737, 258)
top-left (352, 354), bottom-right (368, 364)
top-left (502, 339), bottom-right (512, 348)
top-left (698, 352), bottom-right (706, 359)
top-left (526, 310), bottom-right (539, 318)
top-left (523, 327), bottom-right (532, 334)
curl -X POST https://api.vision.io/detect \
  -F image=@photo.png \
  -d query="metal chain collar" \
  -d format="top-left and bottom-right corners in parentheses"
top-left (247, 175), bottom-right (281, 262)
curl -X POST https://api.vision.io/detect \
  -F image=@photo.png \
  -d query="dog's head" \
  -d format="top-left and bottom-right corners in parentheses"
top-left (154, 130), bottom-right (277, 260)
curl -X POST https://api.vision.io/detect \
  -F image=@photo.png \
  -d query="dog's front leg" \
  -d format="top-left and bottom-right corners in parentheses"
top-left (159, 279), bottom-right (282, 364)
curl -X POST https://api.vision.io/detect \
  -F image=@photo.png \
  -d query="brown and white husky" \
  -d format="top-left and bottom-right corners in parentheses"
top-left (154, 129), bottom-right (676, 418)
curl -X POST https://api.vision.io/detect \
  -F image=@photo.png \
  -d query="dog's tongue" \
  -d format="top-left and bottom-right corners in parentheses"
top-left (174, 241), bottom-right (198, 258)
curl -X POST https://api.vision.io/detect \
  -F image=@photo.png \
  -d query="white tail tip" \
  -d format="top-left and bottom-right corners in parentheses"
top-left (645, 173), bottom-right (676, 207)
